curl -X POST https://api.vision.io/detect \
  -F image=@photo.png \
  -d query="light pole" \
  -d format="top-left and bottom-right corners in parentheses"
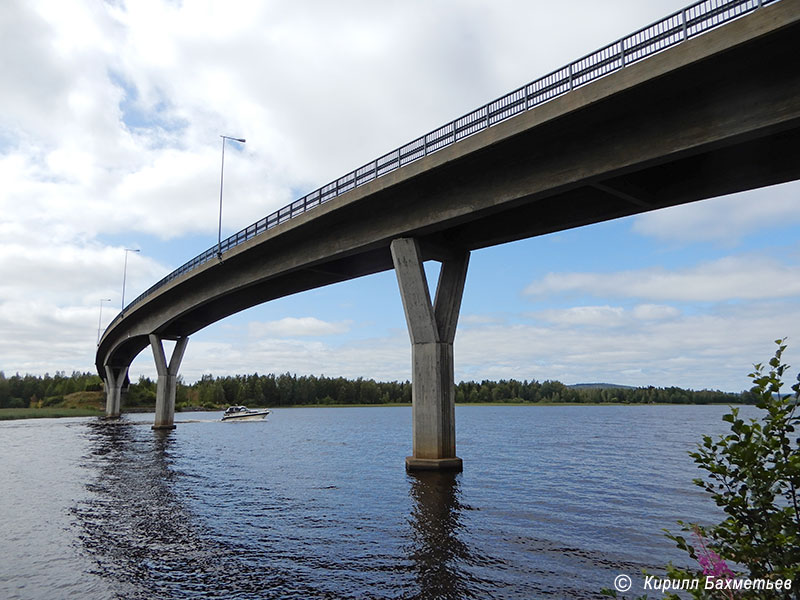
top-left (218, 135), bottom-right (246, 258)
top-left (97, 298), bottom-right (111, 346)
top-left (121, 248), bottom-right (140, 311)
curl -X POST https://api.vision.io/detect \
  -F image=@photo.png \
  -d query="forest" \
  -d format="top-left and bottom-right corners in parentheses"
top-left (0, 370), bottom-right (751, 410)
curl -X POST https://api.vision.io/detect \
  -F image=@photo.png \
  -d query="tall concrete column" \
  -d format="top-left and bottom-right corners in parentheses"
top-left (391, 238), bottom-right (469, 471)
top-left (150, 334), bottom-right (189, 430)
top-left (104, 365), bottom-right (128, 418)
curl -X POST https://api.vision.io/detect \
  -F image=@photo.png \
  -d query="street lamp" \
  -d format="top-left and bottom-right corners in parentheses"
top-left (121, 248), bottom-right (140, 311)
top-left (218, 135), bottom-right (246, 258)
top-left (97, 298), bottom-right (112, 346)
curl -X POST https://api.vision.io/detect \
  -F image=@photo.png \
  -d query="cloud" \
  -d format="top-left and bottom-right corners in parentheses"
top-left (453, 301), bottom-right (800, 391)
top-left (535, 305), bottom-right (626, 327)
top-left (532, 304), bottom-right (681, 328)
top-left (248, 317), bottom-right (352, 337)
top-left (631, 304), bottom-right (680, 321)
top-left (633, 181), bottom-right (800, 244)
top-left (461, 314), bottom-right (505, 325)
top-left (171, 333), bottom-right (410, 383)
top-left (0, 238), bottom-right (170, 375)
top-left (524, 255), bottom-right (800, 302)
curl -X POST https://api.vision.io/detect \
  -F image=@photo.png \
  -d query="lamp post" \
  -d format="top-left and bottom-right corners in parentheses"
top-left (121, 248), bottom-right (140, 311)
top-left (218, 135), bottom-right (246, 258)
top-left (97, 298), bottom-right (112, 346)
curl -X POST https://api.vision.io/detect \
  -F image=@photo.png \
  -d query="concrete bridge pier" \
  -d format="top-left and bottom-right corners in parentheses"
top-left (104, 365), bottom-right (129, 418)
top-left (150, 334), bottom-right (189, 430)
top-left (390, 238), bottom-right (469, 471)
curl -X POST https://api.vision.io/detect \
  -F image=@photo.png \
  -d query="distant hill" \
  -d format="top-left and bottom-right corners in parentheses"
top-left (569, 383), bottom-right (636, 390)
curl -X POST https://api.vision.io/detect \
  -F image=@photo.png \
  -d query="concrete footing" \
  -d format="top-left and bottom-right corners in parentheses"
top-left (391, 238), bottom-right (469, 472)
top-left (405, 456), bottom-right (464, 471)
top-left (104, 365), bottom-right (128, 418)
top-left (150, 334), bottom-right (189, 430)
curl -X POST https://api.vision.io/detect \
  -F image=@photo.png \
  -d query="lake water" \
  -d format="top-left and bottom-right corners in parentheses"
top-left (0, 405), bottom-right (753, 599)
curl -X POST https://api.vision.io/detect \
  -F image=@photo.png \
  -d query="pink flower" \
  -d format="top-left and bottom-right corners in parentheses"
top-left (697, 548), bottom-right (735, 579)
top-left (692, 527), bottom-right (736, 599)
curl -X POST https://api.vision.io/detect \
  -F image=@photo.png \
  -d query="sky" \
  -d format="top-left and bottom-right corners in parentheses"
top-left (1, 0), bottom-right (799, 393)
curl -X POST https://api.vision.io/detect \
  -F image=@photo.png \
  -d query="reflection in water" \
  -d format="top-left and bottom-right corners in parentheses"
top-left (407, 471), bottom-right (485, 600)
top-left (73, 422), bottom-right (276, 598)
top-left (75, 420), bottom-right (487, 599)
top-left (73, 421), bottom-right (209, 597)
top-left (72, 420), bottom-right (362, 599)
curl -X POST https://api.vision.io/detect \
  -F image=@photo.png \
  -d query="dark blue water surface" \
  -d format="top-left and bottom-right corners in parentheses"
top-left (0, 405), bottom-right (754, 599)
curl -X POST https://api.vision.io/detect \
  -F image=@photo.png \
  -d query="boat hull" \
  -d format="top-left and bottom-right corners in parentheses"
top-left (221, 411), bottom-right (269, 422)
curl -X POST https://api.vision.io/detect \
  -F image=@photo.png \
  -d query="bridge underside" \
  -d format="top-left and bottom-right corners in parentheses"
top-left (98, 1), bottom-right (800, 467)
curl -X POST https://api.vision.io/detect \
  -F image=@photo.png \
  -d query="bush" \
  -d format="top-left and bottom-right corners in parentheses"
top-left (605, 339), bottom-right (800, 599)
top-left (40, 395), bottom-right (64, 407)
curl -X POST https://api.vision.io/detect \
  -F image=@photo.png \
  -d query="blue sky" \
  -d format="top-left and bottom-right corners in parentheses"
top-left (1, 0), bottom-right (798, 392)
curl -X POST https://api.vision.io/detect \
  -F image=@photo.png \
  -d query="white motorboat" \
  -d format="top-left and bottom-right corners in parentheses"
top-left (221, 406), bottom-right (270, 422)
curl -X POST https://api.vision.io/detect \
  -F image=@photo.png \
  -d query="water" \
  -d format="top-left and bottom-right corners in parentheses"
top-left (0, 405), bottom-right (751, 599)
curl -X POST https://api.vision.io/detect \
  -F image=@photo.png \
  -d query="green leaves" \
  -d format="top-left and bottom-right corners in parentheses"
top-left (666, 339), bottom-right (800, 596)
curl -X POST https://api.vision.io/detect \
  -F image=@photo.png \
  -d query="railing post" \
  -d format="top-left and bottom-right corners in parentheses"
top-left (682, 9), bottom-right (687, 40)
top-left (619, 39), bottom-right (625, 67)
top-left (569, 63), bottom-right (573, 90)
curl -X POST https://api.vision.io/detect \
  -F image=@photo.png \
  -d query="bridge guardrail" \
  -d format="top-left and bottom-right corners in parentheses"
top-left (107, 0), bottom-right (778, 332)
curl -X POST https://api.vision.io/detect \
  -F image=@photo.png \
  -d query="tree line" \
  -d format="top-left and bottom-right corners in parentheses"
top-left (0, 370), bottom-right (751, 410)
top-left (0, 371), bottom-right (103, 408)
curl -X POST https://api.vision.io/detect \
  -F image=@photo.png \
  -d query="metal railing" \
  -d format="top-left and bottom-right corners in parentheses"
top-left (109, 0), bottom-right (779, 330)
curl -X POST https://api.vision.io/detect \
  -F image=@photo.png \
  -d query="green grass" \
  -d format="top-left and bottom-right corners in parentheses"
top-left (0, 407), bottom-right (104, 421)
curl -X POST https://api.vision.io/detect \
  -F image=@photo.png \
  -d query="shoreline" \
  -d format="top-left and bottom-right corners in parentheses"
top-left (0, 407), bottom-right (104, 421)
top-left (0, 401), bottom-right (750, 422)
top-left (271, 401), bottom-right (749, 408)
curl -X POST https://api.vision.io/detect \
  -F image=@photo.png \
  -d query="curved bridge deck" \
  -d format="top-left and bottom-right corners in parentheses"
top-left (97, 0), bottom-right (800, 468)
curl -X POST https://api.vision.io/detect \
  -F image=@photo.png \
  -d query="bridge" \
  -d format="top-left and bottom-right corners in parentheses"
top-left (97, 0), bottom-right (800, 470)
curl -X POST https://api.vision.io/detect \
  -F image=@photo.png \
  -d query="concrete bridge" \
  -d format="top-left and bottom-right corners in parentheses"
top-left (97, 0), bottom-right (800, 470)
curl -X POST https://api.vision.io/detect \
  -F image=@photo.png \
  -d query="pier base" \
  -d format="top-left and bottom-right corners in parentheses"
top-left (104, 365), bottom-right (128, 418)
top-left (391, 238), bottom-right (469, 472)
top-left (150, 335), bottom-right (189, 430)
top-left (405, 456), bottom-right (464, 471)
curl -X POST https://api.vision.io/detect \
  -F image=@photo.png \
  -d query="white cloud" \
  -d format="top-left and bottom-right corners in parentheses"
top-left (461, 314), bottom-right (505, 325)
top-left (532, 304), bottom-right (681, 328)
top-left (633, 181), bottom-right (800, 244)
top-left (525, 255), bottom-right (800, 302)
top-left (453, 301), bottom-right (800, 391)
top-left (170, 333), bottom-right (409, 383)
top-left (631, 304), bottom-right (680, 321)
top-left (536, 305), bottom-right (626, 327)
top-left (248, 317), bottom-right (352, 337)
